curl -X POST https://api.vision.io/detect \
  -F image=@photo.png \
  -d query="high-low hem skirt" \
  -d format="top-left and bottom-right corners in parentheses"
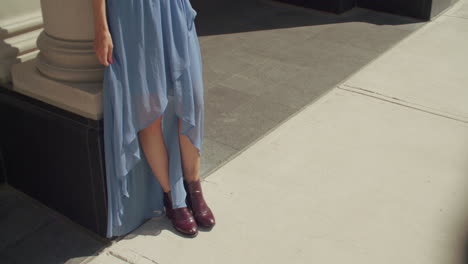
top-left (102, 0), bottom-right (204, 238)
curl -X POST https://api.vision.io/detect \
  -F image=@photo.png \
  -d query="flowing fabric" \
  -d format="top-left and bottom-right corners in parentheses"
top-left (102, 0), bottom-right (204, 238)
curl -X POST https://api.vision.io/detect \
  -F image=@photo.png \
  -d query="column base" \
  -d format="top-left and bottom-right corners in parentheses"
top-left (11, 58), bottom-right (103, 120)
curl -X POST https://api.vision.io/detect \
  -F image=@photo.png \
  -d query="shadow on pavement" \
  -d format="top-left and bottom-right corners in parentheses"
top-left (192, 0), bottom-right (423, 37)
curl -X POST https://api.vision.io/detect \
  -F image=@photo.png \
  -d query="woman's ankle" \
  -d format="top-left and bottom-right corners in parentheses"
top-left (184, 177), bottom-right (200, 184)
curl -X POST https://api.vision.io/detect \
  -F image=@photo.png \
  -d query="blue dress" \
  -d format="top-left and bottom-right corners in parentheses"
top-left (102, 0), bottom-right (204, 238)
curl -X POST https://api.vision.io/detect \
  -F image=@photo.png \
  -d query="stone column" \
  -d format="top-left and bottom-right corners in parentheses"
top-left (11, 0), bottom-right (104, 120)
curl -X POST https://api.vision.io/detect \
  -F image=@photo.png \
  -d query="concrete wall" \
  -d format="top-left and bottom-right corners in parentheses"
top-left (356, 0), bottom-right (459, 19)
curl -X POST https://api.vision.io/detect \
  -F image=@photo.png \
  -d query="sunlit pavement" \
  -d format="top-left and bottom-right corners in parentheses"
top-left (85, 1), bottom-right (468, 264)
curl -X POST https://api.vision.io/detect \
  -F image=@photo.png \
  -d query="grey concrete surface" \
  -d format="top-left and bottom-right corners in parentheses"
top-left (446, 0), bottom-right (468, 18)
top-left (0, 185), bottom-right (108, 264)
top-left (343, 0), bottom-right (468, 123)
top-left (196, 0), bottom-right (425, 176)
top-left (92, 89), bottom-right (468, 264)
top-left (3, 0), bottom-right (455, 263)
top-left (86, 0), bottom-right (468, 263)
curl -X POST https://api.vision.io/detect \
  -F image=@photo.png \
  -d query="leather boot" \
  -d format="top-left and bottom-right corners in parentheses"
top-left (184, 179), bottom-right (216, 229)
top-left (163, 191), bottom-right (198, 237)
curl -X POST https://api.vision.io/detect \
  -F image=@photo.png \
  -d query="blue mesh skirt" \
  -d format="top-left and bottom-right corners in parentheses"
top-left (102, 0), bottom-right (204, 238)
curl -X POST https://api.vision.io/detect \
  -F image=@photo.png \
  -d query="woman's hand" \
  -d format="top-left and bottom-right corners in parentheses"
top-left (94, 30), bottom-right (114, 67)
top-left (92, 0), bottom-right (113, 66)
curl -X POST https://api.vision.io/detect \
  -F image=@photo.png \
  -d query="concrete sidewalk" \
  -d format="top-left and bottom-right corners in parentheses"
top-left (87, 1), bottom-right (468, 263)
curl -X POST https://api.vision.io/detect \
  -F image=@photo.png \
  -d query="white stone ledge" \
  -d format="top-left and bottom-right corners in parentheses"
top-left (11, 58), bottom-right (103, 120)
top-left (0, 10), bottom-right (43, 39)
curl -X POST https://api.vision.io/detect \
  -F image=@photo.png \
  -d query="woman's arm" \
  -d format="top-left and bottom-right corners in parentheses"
top-left (92, 0), bottom-right (113, 66)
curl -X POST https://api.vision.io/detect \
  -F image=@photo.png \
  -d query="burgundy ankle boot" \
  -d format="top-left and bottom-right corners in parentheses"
top-left (163, 191), bottom-right (198, 237)
top-left (184, 179), bottom-right (216, 229)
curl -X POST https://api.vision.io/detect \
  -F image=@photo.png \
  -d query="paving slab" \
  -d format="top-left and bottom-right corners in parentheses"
top-left (199, 138), bottom-right (238, 176)
top-left (312, 19), bottom-right (417, 53)
top-left (3, 218), bottom-right (104, 264)
top-left (0, 185), bottom-right (108, 264)
top-left (205, 91), bottom-right (297, 150)
top-left (343, 13), bottom-right (468, 122)
top-left (0, 186), bottom-right (51, 250)
top-left (93, 88), bottom-right (468, 264)
top-left (83, 247), bottom-right (157, 264)
top-left (194, 0), bottom-right (426, 177)
top-left (446, 0), bottom-right (468, 19)
top-left (86, 1), bottom-right (468, 263)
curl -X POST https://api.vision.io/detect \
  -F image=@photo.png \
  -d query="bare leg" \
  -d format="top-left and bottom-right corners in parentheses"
top-left (178, 118), bottom-right (200, 183)
top-left (138, 115), bottom-right (171, 192)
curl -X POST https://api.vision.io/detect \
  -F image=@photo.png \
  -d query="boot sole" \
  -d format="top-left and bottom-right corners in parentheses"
top-left (173, 225), bottom-right (199, 238)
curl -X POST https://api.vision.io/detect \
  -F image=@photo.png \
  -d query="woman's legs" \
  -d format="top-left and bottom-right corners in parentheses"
top-left (137, 115), bottom-right (171, 192)
top-left (137, 115), bottom-right (202, 191)
top-left (137, 114), bottom-right (201, 191)
top-left (177, 118), bottom-right (200, 183)
top-left (139, 115), bottom-right (199, 236)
